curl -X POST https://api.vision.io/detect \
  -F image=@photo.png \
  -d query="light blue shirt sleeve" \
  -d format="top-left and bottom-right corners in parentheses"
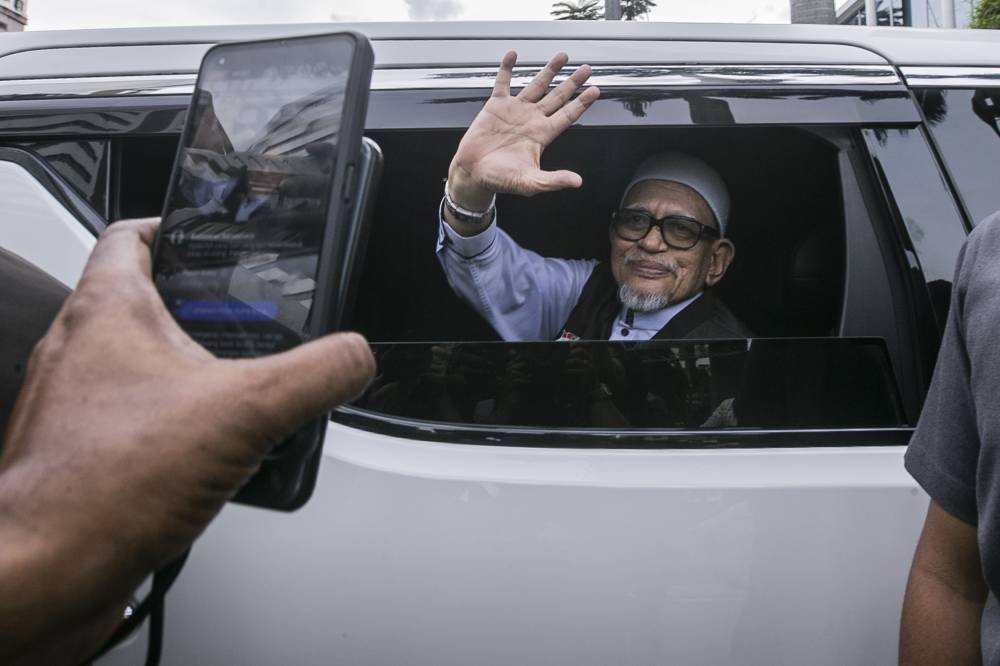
top-left (435, 205), bottom-right (599, 341)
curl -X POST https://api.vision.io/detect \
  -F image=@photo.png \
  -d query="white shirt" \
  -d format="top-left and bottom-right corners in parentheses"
top-left (436, 211), bottom-right (701, 342)
top-left (607, 293), bottom-right (702, 341)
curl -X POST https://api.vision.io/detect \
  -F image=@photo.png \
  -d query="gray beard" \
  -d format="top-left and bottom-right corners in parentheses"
top-left (618, 283), bottom-right (672, 313)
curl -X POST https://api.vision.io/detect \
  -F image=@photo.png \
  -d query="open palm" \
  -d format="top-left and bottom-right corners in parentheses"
top-left (449, 51), bottom-right (600, 200)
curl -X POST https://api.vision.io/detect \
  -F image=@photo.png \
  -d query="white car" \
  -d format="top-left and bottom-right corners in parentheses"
top-left (1, 21), bottom-right (998, 665)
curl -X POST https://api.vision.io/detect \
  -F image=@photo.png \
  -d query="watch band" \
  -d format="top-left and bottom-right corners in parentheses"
top-left (444, 180), bottom-right (496, 225)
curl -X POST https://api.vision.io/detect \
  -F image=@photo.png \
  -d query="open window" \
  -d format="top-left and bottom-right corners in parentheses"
top-left (339, 118), bottom-right (939, 444)
top-left (353, 126), bottom-right (849, 343)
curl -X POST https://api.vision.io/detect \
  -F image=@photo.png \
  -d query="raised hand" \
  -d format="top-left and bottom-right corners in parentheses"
top-left (446, 51), bottom-right (600, 213)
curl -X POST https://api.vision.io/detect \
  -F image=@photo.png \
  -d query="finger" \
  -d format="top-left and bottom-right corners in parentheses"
top-left (525, 168), bottom-right (584, 193)
top-left (548, 85), bottom-right (601, 135)
top-left (516, 52), bottom-right (569, 103)
top-left (229, 332), bottom-right (376, 440)
top-left (81, 218), bottom-right (161, 287)
top-left (491, 50), bottom-right (518, 98)
top-left (537, 64), bottom-right (592, 116)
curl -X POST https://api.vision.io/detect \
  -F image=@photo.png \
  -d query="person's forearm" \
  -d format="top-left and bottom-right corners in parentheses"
top-left (3, 591), bottom-right (124, 666)
top-left (900, 500), bottom-right (987, 665)
top-left (0, 468), bottom-right (138, 663)
top-left (900, 559), bottom-right (986, 664)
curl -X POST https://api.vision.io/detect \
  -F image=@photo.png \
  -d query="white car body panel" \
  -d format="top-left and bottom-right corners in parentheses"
top-left (0, 161), bottom-right (94, 286)
top-left (97, 425), bottom-right (927, 665)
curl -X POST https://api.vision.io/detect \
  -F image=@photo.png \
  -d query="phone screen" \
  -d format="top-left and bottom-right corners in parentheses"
top-left (155, 36), bottom-right (356, 358)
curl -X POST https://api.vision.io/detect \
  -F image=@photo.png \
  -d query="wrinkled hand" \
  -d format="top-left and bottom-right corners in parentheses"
top-left (0, 219), bottom-right (375, 663)
top-left (447, 51), bottom-right (600, 210)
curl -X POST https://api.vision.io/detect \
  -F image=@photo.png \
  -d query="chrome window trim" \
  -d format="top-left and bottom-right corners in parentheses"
top-left (901, 66), bottom-right (1000, 88)
top-left (333, 405), bottom-right (914, 439)
top-left (0, 74), bottom-right (196, 99)
top-left (374, 64), bottom-right (901, 89)
top-left (0, 64), bottom-right (902, 101)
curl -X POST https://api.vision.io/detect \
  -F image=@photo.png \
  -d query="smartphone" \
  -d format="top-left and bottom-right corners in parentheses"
top-left (152, 32), bottom-right (374, 510)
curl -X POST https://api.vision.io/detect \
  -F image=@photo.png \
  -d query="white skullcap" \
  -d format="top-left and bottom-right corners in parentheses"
top-left (621, 152), bottom-right (730, 235)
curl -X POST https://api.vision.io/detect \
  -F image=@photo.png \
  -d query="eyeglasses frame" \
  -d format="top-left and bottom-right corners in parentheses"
top-left (611, 208), bottom-right (721, 251)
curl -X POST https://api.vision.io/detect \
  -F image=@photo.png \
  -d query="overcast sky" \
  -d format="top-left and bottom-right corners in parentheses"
top-left (27, 0), bottom-right (795, 31)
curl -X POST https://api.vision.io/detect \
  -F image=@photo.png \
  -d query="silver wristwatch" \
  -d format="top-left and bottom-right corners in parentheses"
top-left (443, 180), bottom-right (496, 225)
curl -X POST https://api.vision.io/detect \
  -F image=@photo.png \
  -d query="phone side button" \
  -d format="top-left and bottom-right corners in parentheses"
top-left (341, 163), bottom-right (356, 203)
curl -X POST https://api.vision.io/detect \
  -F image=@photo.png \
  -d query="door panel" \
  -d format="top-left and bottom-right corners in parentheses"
top-left (100, 425), bottom-right (926, 665)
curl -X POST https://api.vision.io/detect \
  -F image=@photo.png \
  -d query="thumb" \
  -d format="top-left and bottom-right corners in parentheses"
top-left (531, 169), bottom-right (583, 193)
top-left (225, 331), bottom-right (376, 441)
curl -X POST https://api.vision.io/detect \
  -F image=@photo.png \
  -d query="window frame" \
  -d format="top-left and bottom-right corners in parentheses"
top-left (333, 70), bottom-right (946, 448)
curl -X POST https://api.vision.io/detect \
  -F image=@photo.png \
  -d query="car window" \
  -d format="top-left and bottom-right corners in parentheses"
top-left (862, 127), bottom-right (967, 329)
top-left (353, 126), bottom-right (849, 344)
top-left (61, 78), bottom-right (954, 445)
top-left (111, 136), bottom-right (179, 221)
top-left (338, 121), bottom-right (939, 441)
top-left (916, 88), bottom-right (1000, 226)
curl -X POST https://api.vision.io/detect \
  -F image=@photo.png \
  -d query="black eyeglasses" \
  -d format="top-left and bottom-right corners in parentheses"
top-left (611, 209), bottom-right (720, 250)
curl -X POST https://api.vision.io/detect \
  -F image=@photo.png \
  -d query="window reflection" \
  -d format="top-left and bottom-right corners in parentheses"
top-left (863, 127), bottom-right (967, 286)
top-left (917, 88), bottom-right (1000, 226)
top-left (358, 339), bottom-right (907, 430)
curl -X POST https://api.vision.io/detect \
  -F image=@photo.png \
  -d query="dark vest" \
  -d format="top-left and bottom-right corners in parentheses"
top-left (559, 263), bottom-right (751, 340)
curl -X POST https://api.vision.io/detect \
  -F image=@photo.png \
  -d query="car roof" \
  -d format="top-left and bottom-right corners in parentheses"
top-left (0, 21), bottom-right (998, 77)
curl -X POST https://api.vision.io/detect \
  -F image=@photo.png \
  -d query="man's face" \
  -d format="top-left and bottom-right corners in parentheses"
top-left (609, 180), bottom-right (734, 311)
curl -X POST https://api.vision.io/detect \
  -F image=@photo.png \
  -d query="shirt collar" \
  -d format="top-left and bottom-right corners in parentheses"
top-left (617, 291), bottom-right (703, 332)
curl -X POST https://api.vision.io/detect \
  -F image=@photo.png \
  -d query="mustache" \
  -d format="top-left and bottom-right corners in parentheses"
top-left (623, 252), bottom-right (679, 274)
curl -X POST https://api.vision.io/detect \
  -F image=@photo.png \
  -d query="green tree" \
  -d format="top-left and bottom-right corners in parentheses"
top-left (621, 0), bottom-right (657, 20)
top-left (550, 0), bottom-right (603, 20)
top-left (971, 0), bottom-right (1000, 28)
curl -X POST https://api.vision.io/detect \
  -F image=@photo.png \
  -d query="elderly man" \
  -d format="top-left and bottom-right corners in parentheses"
top-left (436, 51), bottom-right (750, 341)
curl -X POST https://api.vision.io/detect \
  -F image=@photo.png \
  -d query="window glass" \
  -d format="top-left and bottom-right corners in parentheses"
top-left (917, 88), bottom-right (1000, 226)
top-left (113, 136), bottom-right (179, 220)
top-left (862, 128), bottom-right (967, 288)
top-left (861, 126), bottom-right (967, 393)
top-left (355, 339), bottom-right (907, 430)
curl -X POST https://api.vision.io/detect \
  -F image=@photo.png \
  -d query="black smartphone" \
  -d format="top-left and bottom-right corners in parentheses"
top-left (152, 32), bottom-right (374, 510)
